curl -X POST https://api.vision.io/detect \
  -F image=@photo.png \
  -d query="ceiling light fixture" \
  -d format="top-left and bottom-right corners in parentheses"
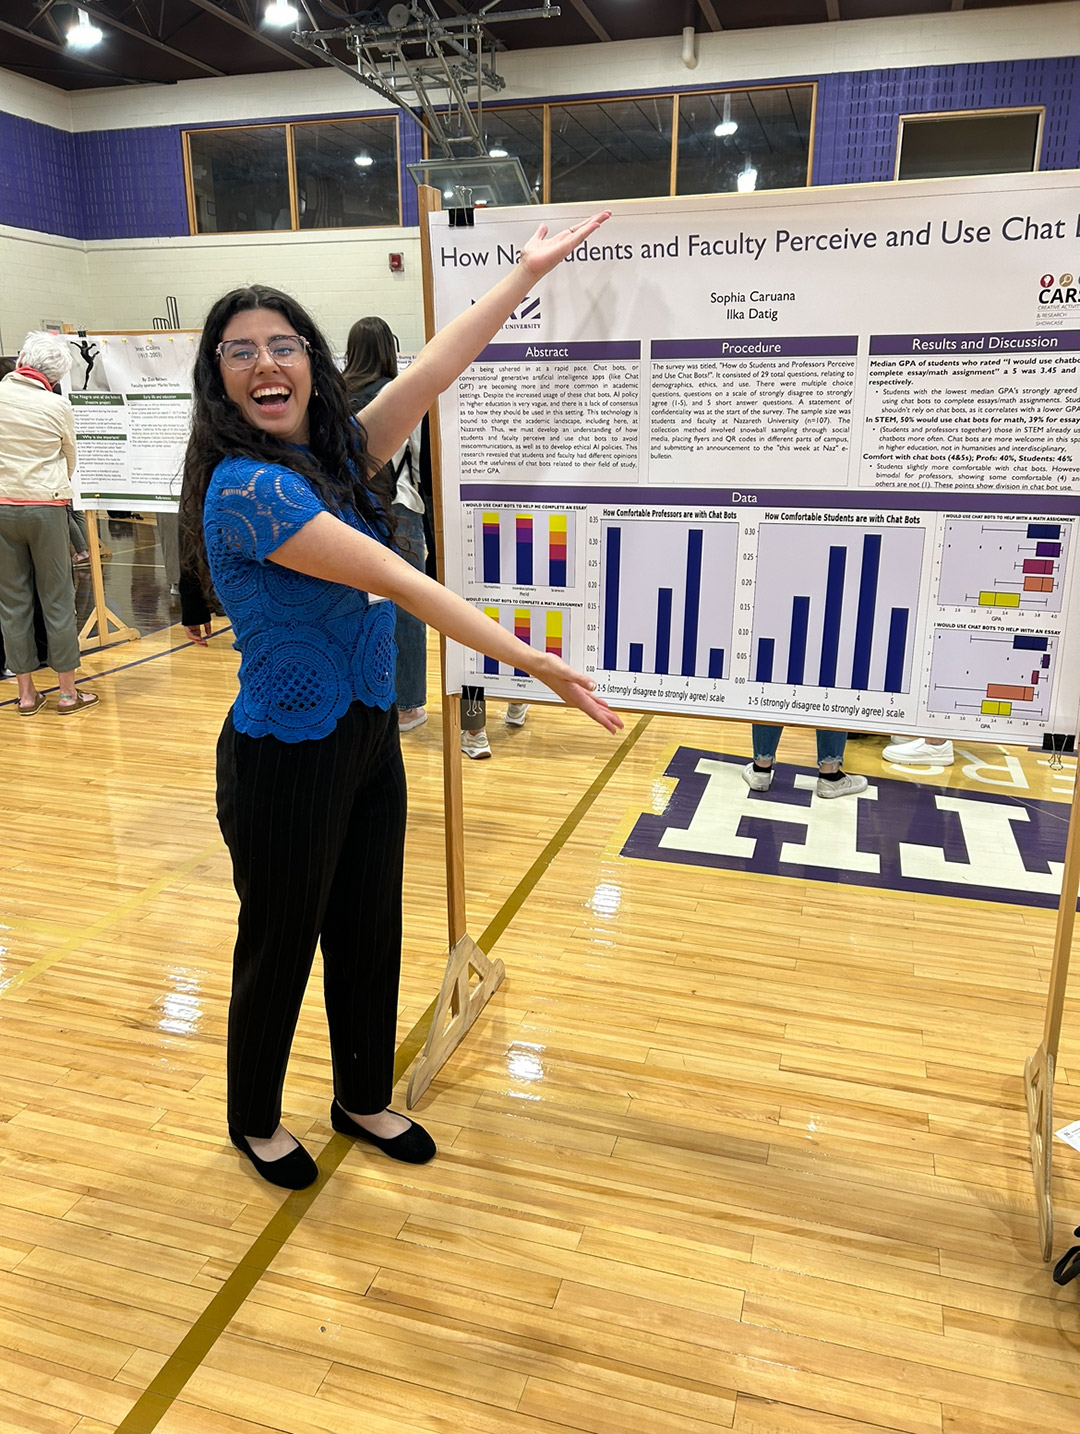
top-left (488, 147), bottom-right (508, 158)
top-left (354, 153), bottom-right (374, 167)
top-left (737, 164), bottom-right (758, 193)
top-left (264, 2), bottom-right (300, 26)
top-left (67, 8), bottom-right (103, 49)
top-left (713, 95), bottom-right (737, 139)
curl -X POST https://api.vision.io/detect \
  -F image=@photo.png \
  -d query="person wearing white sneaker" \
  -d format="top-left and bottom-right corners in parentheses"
top-left (882, 735), bottom-right (954, 766)
top-left (505, 701), bottom-right (529, 727)
top-left (742, 724), bottom-right (869, 800)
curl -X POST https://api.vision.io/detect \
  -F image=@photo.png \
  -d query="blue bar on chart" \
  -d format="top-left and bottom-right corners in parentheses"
top-left (681, 530), bottom-right (702, 677)
top-left (1013, 635), bottom-right (1049, 651)
top-left (1027, 524), bottom-right (1061, 539)
top-left (603, 527), bottom-right (621, 669)
top-left (755, 637), bottom-right (775, 682)
top-left (708, 649), bottom-right (725, 679)
top-left (787, 596), bottom-right (810, 684)
top-left (818, 546), bottom-right (846, 687)
top-left (482, 514), bottom-right (501, 584)
top-left (655, 589), bottom-right (673, 674)
top-left (884, 608), bottom-right (909, 691)
top-left (483, 605), bottom-right (500, 674)
top-left (515, 515), bottom-right (533, 585)
top-left (851, 534), bottom-right (881, 690)
top-left (629, 643), bottom-right (644, 672)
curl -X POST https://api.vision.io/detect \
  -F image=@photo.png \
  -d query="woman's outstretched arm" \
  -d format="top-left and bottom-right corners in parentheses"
top-left (358, 210), bottom-right (612, 460)
top-left (270, 511), bottom-right (622, 734)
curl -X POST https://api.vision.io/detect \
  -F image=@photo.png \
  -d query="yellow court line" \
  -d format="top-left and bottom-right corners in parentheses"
top-left (111, 713), bottom-right (653, 1433)
top-left (0, 841), bottom-right (223, 997)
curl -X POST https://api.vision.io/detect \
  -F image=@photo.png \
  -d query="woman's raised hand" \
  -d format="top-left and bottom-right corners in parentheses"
top-left (538, 655), bottom-right (624, 734)
top-left (519, 210), bottom-right (614, 281)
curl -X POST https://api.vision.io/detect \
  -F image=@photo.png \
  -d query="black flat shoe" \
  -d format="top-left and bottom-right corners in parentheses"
top-left (330, 1099), bottom-right (436, 1164)
top-left (228, 1128), bottom-right (319, 1189)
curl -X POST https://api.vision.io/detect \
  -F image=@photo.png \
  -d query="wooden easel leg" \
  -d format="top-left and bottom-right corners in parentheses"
top-left (78, 511), bottom-right (139, 653)
top-left (1026, 746), bottom-right (1080, 1260)
top-left (406, 935), bottom-right (506, 1107)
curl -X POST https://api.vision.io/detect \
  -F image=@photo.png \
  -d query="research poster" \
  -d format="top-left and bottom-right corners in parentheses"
top-left (62, 332), bottom-right (198, 511)
top-left (431, 171), bottom-right (1080, 742)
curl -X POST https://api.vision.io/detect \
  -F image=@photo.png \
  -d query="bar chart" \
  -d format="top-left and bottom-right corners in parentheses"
top-left (472, 508), bottom-right (576, 588)
top-left (927, 628), bottom-right (1057, 721)
top-left (937, 518), bottom-right (1072, 614)
top-left (598, 518), bottom-right (738, 679)
top-left (471, 603), bottom-right (570, 678)
top-left (751, 522), bottom-right (924, 693)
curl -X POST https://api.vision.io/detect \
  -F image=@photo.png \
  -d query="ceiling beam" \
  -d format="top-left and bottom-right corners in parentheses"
top-left (182, 0), bottom-right (317, 67)
top-left (0, 16), bottom-right (144, 83)
top-left (80, 1), bottom-right (227, 76)
top-left (567, 0), bottom-right (610, 43)
top-left (696, 0), bottom-right (723, 30)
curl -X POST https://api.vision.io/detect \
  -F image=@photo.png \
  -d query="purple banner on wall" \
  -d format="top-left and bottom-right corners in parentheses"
top-left (653, 336), bottom-right (858, 359)
top-left (870, 330), bottom-right (1080, 354)
top-left (475, 341), bottom-right (640, 362)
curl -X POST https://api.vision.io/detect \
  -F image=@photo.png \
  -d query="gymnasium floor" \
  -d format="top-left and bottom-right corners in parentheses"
top-left (1, 519), bottom-right (1080, 1434)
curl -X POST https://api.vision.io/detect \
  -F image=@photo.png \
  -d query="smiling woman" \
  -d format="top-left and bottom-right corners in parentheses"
top-left (176, 222), bottom-right (623, 1190)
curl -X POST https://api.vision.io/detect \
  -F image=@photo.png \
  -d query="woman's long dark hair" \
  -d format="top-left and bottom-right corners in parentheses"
top-left (341, 316), bottom-right (398, 400)
top-left (179, 284), bottom-right (396, 585)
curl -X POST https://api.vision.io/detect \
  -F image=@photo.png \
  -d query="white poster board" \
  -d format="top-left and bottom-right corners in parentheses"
top-left (432, 171), bottom-right (1080, 743)
top-left (62, 332), bottom-right (199, 513)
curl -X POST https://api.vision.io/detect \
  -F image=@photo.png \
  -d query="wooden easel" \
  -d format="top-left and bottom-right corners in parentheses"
top-left (78, 510), bottom-right (139, 652)
top-left (1025, 736), bottom-right (1080, 1260)
top-left (406, 187), bottom-right (506, 1108)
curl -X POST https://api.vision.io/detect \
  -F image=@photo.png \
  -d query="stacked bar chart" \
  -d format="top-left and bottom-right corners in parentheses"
top-left (598, 518), bottom-right (738, 679)
top-left (473, 508), bottom-right (576, 588)
top-left (938, 518), bottom-right (1072, 614)
top-left (475, 603), bottom-right (569, 678)
top-left (927, 628), bottom-right (1057, 721)
top-left (751, 523), bottom-right (924, 693)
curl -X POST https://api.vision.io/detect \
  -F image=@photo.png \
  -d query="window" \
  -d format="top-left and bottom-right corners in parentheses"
top-left (187, 126), bottom-right (290, 234)
top-left (897, 109), bottom-right (1042, 181)
top-left (481, 106), bottom-right (544, 200)
top-left (676, 87), bottom-right (813, 196)
top-left (550, 97), bottom-right (674, 203)
top-left (294, 117), bottom-right (399, 229)
top-left (185, 115), bottom-right (401, 234)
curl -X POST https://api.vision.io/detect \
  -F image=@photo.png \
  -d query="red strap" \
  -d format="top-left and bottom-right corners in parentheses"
top-left (15, 366), bottom-right (55, 392)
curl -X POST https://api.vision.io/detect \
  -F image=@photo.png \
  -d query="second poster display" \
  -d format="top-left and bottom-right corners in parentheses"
top-left (432, 172), bottom-right (1080, 741)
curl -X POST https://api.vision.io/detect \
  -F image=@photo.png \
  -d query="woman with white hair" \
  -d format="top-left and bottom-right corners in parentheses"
top-left (0, 331), bottom-right (99, 715)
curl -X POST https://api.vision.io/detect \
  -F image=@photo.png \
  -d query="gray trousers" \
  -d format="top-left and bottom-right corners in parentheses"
top-left (0, 505), bottom-right (81, 674)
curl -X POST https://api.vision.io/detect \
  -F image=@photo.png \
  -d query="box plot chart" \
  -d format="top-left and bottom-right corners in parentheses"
top-left (474, 509), bottom-right (575, 588)
top-left (472, 604), bottom-right (569, 678)
top-left (927, 629), bottom-right (1056, 721)
top-left (599, 519), bottom-right (738, 679)
top-left (938, 519), bottom-right (1071, 614)
top-left (752, 523), bottom-right (924, 693)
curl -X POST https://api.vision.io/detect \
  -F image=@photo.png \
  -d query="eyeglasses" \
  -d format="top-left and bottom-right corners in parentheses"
top-left (216, 335), bottom-right (310, 371)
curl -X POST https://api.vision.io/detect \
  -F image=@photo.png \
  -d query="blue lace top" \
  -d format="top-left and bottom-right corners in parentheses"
top-left (205, 454), bottom-right (396, 742)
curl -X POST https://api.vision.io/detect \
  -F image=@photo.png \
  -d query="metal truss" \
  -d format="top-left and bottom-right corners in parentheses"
top-left (291, 1), bottom-right (560, 158)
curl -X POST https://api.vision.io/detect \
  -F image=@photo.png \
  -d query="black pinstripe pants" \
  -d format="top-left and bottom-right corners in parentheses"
top-left (215, 701), bottom-right (406, 1137)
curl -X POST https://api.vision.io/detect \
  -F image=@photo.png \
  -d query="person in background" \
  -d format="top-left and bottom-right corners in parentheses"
top-left (0, 332), bottom-right (99, 714)
top-left (743, 724), bottom-right (867, 799)
top-left (342, 316), bottom-right (427, 733)
top-left (177, 211), bottom-right (618, 1191)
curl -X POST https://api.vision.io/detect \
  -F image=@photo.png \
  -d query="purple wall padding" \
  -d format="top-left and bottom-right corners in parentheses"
top-left (813, 56), bottom-right (1080, 185)
top-left (2, 55), bottom-right (1077, 239)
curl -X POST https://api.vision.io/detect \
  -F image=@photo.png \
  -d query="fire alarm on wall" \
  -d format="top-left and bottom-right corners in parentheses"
top-left (388, 252), bottom-right (404, 273)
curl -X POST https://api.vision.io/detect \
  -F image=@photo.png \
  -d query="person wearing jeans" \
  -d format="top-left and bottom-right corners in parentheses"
top-left (743, 725), bottom-right (868, 800)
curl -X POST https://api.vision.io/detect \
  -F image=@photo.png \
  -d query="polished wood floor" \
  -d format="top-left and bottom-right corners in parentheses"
top-left (2, 524), bottom-right (1080, 1433)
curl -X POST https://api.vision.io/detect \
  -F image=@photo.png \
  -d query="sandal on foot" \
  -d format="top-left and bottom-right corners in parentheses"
top-left (18, 692), bottom-right (47, 717)
top-left (57, 690), bottom-right (99, 715)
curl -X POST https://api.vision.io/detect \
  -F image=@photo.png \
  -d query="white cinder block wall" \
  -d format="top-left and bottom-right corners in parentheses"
top-left (2, 2), bottom-right (1078, 350)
